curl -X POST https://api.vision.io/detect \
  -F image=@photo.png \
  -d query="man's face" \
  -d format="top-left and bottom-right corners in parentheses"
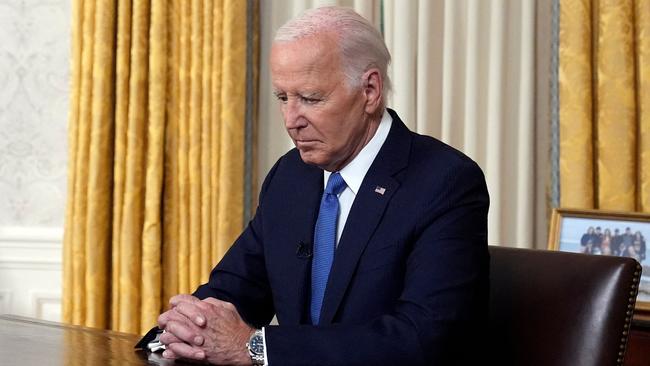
top-left (270, 33), bottom-right (377, 172)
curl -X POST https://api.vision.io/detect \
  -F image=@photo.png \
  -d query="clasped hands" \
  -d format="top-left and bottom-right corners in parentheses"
top-left (157, 294), bottom-right (255, 365)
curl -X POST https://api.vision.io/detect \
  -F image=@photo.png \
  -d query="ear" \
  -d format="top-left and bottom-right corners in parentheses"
top-left (362, 68), bottom-right (383, 114)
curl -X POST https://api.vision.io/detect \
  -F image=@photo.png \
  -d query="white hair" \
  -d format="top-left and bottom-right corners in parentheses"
top-left (274, 6), bottom-right (392, 97)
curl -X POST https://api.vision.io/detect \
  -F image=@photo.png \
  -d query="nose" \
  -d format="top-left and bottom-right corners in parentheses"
top-left (282, 99), bottom-right (307, 130)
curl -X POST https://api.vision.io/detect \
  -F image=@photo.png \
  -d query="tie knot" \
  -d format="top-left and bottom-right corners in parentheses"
top-left (325, 172), bottom-right (346, 196)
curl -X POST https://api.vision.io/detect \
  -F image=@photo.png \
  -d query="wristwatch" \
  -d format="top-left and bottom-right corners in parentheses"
top-left (246, 329), bottom-right (265, 365)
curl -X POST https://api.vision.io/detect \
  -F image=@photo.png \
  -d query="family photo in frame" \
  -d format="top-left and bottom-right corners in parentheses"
top-left (548, 208), bottom-right (650, 318)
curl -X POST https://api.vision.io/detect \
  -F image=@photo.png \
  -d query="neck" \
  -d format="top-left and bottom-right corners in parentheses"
top-left (325, 111), bottom-right (383, 172)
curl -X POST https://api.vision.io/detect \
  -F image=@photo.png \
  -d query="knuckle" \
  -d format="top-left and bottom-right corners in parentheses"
top-left (159, 332), bottom-right (173, 344)
top-left (167, 320), bottom-right (184, 336)
top-left (212, 305), bottom-right (224, 316)
top-left (168, 342), bottom-right (196, 359)
top-left (166, 321), bottom-right (176, 333)
top-left (172, 307), bottom-right (188, 321)
top-left (175, 302), bottom-right (187, 314)
top-left (168, 342), bottom-right (183, 355)
top-left (170, 293), bottom-right (191, 305)
top-left (203, 297), bottom-right (219, 305)
top-left (157, 312), bottom-right (170, 326)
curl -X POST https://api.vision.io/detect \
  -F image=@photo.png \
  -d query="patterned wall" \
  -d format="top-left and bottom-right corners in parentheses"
top-left (0, 0), bottom-right (71, 226)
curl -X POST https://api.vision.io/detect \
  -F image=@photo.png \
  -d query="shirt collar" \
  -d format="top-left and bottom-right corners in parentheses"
top-left (324, 110), bottom-right (392, 194)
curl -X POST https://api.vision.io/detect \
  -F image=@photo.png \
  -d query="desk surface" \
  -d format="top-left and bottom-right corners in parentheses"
top-left (0, 315), bottom-right (180, 365)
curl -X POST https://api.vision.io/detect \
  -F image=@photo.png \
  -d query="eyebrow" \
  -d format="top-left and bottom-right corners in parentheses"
top-left (272, 90), bottom-right (321, 98)
top-left (301, 91), bottom-right (321, 98)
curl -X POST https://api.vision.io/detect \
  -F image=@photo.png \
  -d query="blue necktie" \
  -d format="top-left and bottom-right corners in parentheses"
top-left (310, 172), bottom-right (347, 325)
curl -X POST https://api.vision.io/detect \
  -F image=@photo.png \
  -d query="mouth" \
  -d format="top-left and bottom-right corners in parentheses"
top-left (295, 139), bottom-right (319, 147)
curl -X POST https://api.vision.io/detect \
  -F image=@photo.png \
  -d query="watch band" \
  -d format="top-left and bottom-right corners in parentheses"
top-left (250, 354), bottom-right (265, 365)
top-left (246, 329), bottom-right (265, 365)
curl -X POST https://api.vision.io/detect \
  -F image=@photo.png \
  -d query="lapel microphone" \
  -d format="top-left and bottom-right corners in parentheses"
top-left (296, 241), bottom-right (313, 259)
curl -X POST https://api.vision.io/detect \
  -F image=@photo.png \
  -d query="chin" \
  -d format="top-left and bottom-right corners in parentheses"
top-left (298, 150), bottom-right (330, 169)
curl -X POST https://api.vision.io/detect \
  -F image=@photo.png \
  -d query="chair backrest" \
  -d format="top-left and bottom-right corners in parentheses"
top-left (488, 246), bottom-right (641, 366)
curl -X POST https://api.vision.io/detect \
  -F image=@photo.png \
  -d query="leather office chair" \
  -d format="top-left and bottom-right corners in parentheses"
top-left (488, 246), bottom-right (642, 366)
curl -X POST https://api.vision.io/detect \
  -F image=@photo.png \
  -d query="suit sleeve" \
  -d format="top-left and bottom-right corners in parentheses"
top-left (192, 159), bottom-right (282, 328)
top-left (136, 157), bottom-right (281, 347)
top-left (264, 160), bottom-right (489, 366)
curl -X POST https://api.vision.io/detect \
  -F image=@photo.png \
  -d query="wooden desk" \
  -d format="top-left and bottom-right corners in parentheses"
top-left (0, 314), bottom-right (181, 365)
top-left (4, 313), bottom-right (647, 365)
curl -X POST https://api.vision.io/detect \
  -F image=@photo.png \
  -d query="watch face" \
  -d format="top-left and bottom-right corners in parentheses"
top-left (250, 335), bottom-right (264, 355)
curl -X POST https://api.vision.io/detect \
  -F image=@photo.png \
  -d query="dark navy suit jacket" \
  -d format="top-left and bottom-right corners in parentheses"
top-left (193, 109), bottom-right (489, 365)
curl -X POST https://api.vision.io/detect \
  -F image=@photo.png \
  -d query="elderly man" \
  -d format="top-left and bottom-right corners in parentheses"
top-left (148, 6), bottom-right (489, 365)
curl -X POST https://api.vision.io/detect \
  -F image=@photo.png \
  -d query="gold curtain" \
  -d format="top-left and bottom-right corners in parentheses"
top-left (559, 0), bottom-right (650, 212)
top-left (63, 0), bottom-right (258, 334)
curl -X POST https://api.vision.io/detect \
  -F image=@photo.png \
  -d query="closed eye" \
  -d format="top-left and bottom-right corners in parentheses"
top-left (273, 92), bottom-right (288, 103)
top-left (300, 95), bottom-right (322, 105)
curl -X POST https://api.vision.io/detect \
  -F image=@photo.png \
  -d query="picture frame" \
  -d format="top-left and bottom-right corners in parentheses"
top-left (548, 208), bottom-right (650, 320)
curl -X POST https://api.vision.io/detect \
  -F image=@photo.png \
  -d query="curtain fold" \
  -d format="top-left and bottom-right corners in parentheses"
top-left (63, 0), bottom-right (117, 329)
top-left (383, 0), bottom-right (540, 248)
top-left (559, 0), bottom-right (650, 213)
top-left (63, 0), bottom-right (258, 334)
top-left (558, 0), bottom-right (594, 208)
top-left (640, 0), bottom-right (650, 212)
top-left (141, 0), bottom-right (167, 331)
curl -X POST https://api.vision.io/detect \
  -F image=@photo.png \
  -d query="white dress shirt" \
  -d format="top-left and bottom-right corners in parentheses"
top-left (262, 110), bottom-right (392, 365)
top-left (324, 110), bottom-right (392, 245)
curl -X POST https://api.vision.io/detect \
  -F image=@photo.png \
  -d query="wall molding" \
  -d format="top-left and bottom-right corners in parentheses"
top-left (0, 226), bottom-right (63, 245)
top-left (0, 258), bottom-right (62, 271)
top-left (29, 290), bottom-right (62, 320)
top-left (0, 226), bottom-right (63, 270)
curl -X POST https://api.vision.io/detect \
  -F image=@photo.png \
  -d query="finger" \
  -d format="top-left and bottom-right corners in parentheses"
top-left (158, 307), bottom-right (196, 328)
top-left (162, 348), bottom-right (177, 359)
top-left (167, 341), bottom-right (206, 361)
top-left (173, 301), bottom-right (207, 327)
top-left (157, 309), bottom-right (177, 328)
top-left (169, 294), bottom-right (201, 308)
top-left (202, 297), bottom-right (235, 310)
top-left (163, 322), bottom-right (205, 347)
top-left (159, 331), bottom-right (183, 345)
top-left (201, 297), bottom-right (225, 306)
top-left (165, 320), bottom-right (203, 346)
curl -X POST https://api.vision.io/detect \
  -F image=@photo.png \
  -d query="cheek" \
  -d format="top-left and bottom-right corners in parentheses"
top-left (308, 103), bottom-right (359, 147)
top-left (321, 125), bottom-right (350, 150)
top-left (305, 112), bottom-right (333, 138)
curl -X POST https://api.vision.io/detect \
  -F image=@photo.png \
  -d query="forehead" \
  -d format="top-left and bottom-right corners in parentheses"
top-left (269, 34), bottom-right (343, 88)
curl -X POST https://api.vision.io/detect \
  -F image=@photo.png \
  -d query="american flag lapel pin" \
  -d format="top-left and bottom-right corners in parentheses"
top-left (374, 186), bottom-right (386, 195)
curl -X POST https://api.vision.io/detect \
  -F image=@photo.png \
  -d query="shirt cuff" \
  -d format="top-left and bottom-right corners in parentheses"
top-left (262, 326), bottom-right (269, 366)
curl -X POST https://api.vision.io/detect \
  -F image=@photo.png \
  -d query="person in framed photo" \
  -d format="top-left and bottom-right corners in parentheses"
top-left (612, 228), bottom-right (622, 254)
top-left (615, 240), bottom-right (628, 257)
top-left (629, 231), bottom-right (646, 262)
top-left (601, 229), bottom-right (613, 255)
top-left (581, 227), bottom-right (595, 253)
top-left (623, 227), bottom-right (634, 247)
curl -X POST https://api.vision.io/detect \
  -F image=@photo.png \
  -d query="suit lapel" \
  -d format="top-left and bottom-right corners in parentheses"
top-left (282, 161), bottom-right (322, 325)
top-left (319, 110), bottom-right (412, 324)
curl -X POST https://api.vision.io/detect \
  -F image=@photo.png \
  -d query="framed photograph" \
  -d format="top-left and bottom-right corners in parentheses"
top-left (548, 208), bottom-right (650, 319)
